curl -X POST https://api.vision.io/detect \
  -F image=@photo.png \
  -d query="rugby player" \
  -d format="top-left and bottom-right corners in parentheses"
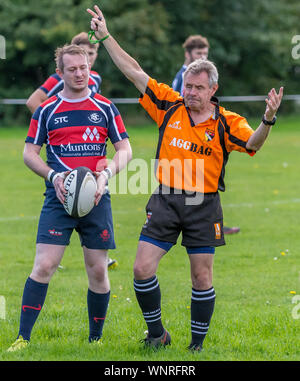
top-left (172, 34), bottom-right (240, 235)
top-left (172, 35), bottom-right (209, 96)
top-left (26, 32), bottom-right (118, 270)
top-left (87, 5), bottom-right (283, 352)
top-left (7, 44), bottom-right (132, 351)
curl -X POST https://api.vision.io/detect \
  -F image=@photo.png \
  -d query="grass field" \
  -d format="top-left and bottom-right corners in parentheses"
top-left (0, 115), bottom-right (299, 362)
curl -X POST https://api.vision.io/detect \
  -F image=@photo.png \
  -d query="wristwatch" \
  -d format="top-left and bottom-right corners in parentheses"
top-left (262, 115), bottom-right (277, 125)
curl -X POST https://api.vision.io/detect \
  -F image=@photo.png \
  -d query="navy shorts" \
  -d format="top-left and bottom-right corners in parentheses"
top-left (36, 189), bottom-right (115, 250)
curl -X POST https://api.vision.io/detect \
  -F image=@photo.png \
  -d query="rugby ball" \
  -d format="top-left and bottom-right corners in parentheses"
top-left (63, 166), bottom-right (97, 218)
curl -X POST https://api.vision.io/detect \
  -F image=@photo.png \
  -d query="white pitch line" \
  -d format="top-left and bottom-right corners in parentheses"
top-left (223, 198), bottom-right (300, 208)
top-left (0, 215), bottom-right (38, 222)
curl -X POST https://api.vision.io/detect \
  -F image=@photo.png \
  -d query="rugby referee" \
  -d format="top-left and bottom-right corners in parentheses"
top-left (87, 5), bottom-right (283, 352)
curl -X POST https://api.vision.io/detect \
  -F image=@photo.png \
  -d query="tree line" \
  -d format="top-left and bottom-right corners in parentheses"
top-left (0, 0), bottom-right (299, 124)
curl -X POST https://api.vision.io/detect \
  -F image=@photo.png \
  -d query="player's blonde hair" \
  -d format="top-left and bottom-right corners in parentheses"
top-left (184, 59), bottom-right (218, 88)
top-left (55, 44), bottom-right (89, 72)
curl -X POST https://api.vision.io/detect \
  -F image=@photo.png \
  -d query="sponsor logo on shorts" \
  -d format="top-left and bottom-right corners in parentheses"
top-left (143, 212), bottom-right (152, 228)
top-left (48, 229), bottom-right (63, 237)
top-left (100, 229), bottom-right (110, 241)
top-left (214, 223), bottom-right (221, 239)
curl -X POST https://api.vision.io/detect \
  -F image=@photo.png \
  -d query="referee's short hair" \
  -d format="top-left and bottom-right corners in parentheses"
top-left (184, 59), bottom-right (218, 88)
top-left (55, 44), bottom-right (89, 72)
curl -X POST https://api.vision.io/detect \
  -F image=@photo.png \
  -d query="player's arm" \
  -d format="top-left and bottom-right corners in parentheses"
top-left (246, 87), bottom-right (283, 151)
top-left (94, 138), bottom-right (132, 205)
top-left (23, 143), bottom-right (51, 179)
top-left (87, 6), bottom-right (149, 94)
top-left (26, 89), bottom-right (48, 114)
top-left (110, 138), bottom-right (132, 176)
top-left (23, 143), bottom-right (67, 203)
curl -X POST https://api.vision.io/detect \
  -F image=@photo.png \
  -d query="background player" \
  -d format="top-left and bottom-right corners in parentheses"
top-left (26, 32), bottom-right (101, 114)
top-left (172, 35), bottom-right (209, 96)
top-left (87, 5), bottom-right (283, 352)
top-left (26, 31), bottom-right (118, 270)
top-left (172, 34), bottom-right (240, 236)
top-left (7, 44), bottom-right (132, 351)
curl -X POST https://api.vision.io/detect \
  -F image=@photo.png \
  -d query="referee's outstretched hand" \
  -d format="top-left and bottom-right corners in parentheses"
top-left (264, 87), bottom-right (284, 121)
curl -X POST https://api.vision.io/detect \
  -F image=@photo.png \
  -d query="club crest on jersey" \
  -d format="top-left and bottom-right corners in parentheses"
top-left (205, 128), bottom-right (215, 142)
top-left (88, 112), bottom-right (102, 124)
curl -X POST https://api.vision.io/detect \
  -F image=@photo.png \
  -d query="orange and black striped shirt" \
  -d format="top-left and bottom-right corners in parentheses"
top-left (139, 77), bottom-right (255, 193)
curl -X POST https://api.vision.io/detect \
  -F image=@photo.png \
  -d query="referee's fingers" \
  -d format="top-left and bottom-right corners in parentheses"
top-left (94, 5), bottom-right (103, 18)
top-left (86, 8), bottom-right (97, 18)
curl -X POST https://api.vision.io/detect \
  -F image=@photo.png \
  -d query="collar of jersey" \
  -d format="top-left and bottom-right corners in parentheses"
top-left (185, 96), bottom-right (220, 126)
top-left (57, 89), bottom-right (91, 103)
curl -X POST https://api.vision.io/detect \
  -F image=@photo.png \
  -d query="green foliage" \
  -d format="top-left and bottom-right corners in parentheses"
top-left (154, 0), bottom-right (300, 94)
top-left (0, 0), bottom-right (171, 99)
top-left (0, 0), bottom-right (299, 124)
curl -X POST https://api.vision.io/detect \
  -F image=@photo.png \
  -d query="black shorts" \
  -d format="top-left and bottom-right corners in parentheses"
top-left (140, 186), bottom-right (225, 248)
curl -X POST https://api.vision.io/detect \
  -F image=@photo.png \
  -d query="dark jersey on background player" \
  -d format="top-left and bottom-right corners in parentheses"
top-left (172, 35), bottom-right (209, 96)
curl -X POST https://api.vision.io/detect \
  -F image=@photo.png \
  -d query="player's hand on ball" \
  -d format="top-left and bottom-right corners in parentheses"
top-left (93, 171), bottom-right (107, 206)
top-left (264, 87), bottom-right (284, 121)
top-left (87, 5), bottom-right (109, 39)
top-left (53, 171), bottom-right (69, 204)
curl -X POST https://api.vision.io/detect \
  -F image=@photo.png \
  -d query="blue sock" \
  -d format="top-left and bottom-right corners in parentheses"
top-left (18, 277), bottom-right (48, 341)
top-left (87, 289), bottom-right (110, 342)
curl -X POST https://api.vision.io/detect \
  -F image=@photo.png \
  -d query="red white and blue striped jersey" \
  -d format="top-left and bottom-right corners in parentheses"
top-left (26, 90), bottom-right (128, 187)
top-left (40, 70), bottom-right (102, 96)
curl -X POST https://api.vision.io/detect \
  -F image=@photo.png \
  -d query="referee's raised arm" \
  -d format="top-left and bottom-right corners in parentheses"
top-left (87, 5), bottom-right (149, 94)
